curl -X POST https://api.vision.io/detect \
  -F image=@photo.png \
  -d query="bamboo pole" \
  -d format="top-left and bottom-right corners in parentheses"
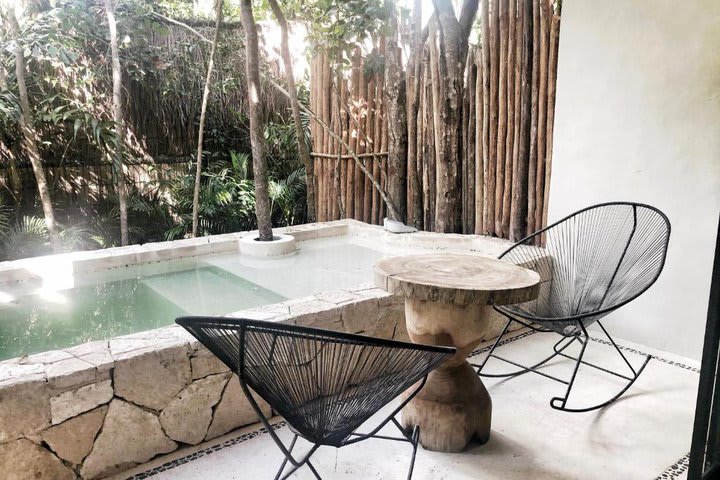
top-left (495, 0), bottom-right (508, 236)
top-left (534, 0), bottom-right (550, 234)
top-left (542, 8), bottom-right (561, 233)
top-left (527, 0), bottom-right (540, 236)
top-left (486, 0), bottom-right (498, 235)
top-left (347, 51), bottom-right (360, 219)
top-left (422, 48), bottom-right (435, 230)
top-left (465, 50), bottom-right (477, 234)
top-left (373, 59), bottom-right (384, 225)
top-left (510, 0), bottom-right (531, 241)
top-left (363, 72), bottom-right (375, 224)
top-left (339, 77), bottom-right (348, 218)
top-left (462, 52), bottom-right (470, 233)
top-left (331, 73), bottom-right (341, 220)
top-left (354, 58), bottom-right (366, 219)
top-left (501, 0), bottom-right (517, 238)
top-left (474, 45), bottom-right (484, 234)
top-left (380, 86), bottom-right (389, 222)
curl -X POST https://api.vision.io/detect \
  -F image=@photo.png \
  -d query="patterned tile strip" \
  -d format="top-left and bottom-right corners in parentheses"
top-left (125, 421), bottom-right (287, 480)
top-left (655, 453), bottom-right (690, 480)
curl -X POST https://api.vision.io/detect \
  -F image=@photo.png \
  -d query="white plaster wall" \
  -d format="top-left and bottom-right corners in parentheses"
top-left (549, 0), bottom-right (720, 360)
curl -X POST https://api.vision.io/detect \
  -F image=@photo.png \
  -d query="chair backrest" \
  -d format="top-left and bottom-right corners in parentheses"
top-left (499, 202), bottom-right (670, 324)
top-left (176, 316), bottom-right (455, 446)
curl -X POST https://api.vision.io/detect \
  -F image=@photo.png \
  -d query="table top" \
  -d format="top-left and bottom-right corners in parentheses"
top-left (374, 253), bottom-right (540, 306)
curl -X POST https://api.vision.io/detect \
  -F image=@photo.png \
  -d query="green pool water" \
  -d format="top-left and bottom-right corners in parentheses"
top-left (0, 237), bottom-right (419, 362)
top-left (0, 265), bottom-right (284, 361)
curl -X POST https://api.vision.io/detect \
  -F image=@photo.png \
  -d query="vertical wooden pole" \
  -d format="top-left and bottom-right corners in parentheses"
top-left (354, 58), bottom-right (366, 220)
top-left (501, 0), bottom-right (517, 238)
top-left (542, 7), bottom-right (560, 233)
top-left (474, 45), bottom-right (484, 234)
top-left (486, 0), bottom-right (498, 236)
top-left (373, 47), bottom-right (385, 225)
top-left (510, 0), bottom-right (531, 242)
top-left (363, 67), bottom-right (375, 223)
top-left (527, 0), bottom-right (540, 236)
top-left (534, 0), bottom-right (549, 234)
top-left (494, 0), bottom-right (508, 236)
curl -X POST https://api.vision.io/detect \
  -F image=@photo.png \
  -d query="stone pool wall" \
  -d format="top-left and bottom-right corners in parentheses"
top-left (0, 220), bottom-right (528, 479)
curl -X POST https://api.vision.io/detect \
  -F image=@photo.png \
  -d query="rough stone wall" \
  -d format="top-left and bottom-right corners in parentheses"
top-left (0, 283), bottom-right (410, 480)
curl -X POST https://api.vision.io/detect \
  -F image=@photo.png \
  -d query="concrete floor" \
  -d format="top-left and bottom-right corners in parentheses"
top-left (114, 329), bottom-right (698, 480)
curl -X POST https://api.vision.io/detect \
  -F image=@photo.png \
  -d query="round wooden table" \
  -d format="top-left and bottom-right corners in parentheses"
top-left (374, 253), bottom-right (540, 452)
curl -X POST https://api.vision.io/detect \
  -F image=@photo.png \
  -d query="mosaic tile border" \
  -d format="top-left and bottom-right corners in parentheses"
top-left (130, 329), bottom-right (697, 479)
top-left (125, 421), bottom-right (287, 480)
top-left (656, 453), bottom-right (690, 480)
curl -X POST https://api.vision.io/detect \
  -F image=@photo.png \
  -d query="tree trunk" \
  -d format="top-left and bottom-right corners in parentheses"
top-left (268, 0), bottom-right (315, 222)
top-left (104, 0), bottom-right (129, 246)
top-left (385, 2), bottom-right (407, 222)
top-left (5, 7), bottom-right (62, 252)
top-left (406, 0), bottom-right (423, 229)
top-left (430, 0), bottom-right (478, 233)
top-left (192, 0), bottom-right (223, 237)
top-left (240, 0), bottom-right (272, 240)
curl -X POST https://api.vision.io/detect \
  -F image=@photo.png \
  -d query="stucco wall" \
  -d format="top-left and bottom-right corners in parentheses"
top-left (549, 0), bottom-right (720, 359)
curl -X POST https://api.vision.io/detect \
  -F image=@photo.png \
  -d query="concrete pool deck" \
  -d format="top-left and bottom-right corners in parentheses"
top-left (110, 329), bottom-right (698, 480)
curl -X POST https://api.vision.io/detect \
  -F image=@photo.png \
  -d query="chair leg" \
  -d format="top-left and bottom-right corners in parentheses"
top-left (473, 317), bottom-right (576, 382)
top-left (274, 434), bottom-right (299, 480)
top-left (406, 426), bottom-right (420, 480)
top-left (549, 324), bottom-right (652, 413)
top-left (276, 444), bottom-right (323, 480)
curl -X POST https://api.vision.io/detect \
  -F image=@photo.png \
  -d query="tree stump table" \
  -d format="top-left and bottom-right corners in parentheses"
top-left (374, 253), bottom-right (540, 452)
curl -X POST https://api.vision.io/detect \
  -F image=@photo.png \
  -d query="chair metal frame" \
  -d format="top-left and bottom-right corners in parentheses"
top-left (177, 316), bottom-right (455, 479)
top-left (473, 202), bottom-right (671, 412)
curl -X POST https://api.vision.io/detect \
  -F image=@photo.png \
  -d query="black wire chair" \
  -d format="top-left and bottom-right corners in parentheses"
top-left (176, 316), bottom-right (456, 479)
top-left (473, 202), bottom-right (671, 412)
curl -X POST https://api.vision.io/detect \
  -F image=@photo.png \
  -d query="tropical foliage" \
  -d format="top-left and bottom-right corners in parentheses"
top-left (0, 0), bottom-right (308, 261)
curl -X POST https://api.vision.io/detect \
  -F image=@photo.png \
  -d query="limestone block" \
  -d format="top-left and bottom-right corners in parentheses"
top-left (287, 298), bottom-right (342, 329)
top-left (113, 346), bottom-right (191, 411)
top-left (64, 341), bottom-right (114, 374)
top-left (205, 377), bottom-right (271, 441)
top-left (190, 346), bottom-right (229, 380)
top-left (22, 350), bottom-right (74, 364)
top-left (0, 438), bottom-right (76, 480)
top-left (109, 327), bottom-right (191, 362)
top-left (0, 361), bottom-right (46, 388)
top-left (42, 406), bottom-right (107, 465)
top-left (50, 380), bottom-right (113, 425)
top-left (160, 373), bottom-right (229, 445)
top-left (341, 298), bottom-right (380, 334)
top-left (45, 357), bottom-right (99, 390)
top-left (80, 399), bottom-right (176, 480)
top-left (366, 303), bottom-right (407, 341)
top-left (314, 289), bottom-right (362, 306)
top-left (0, 379), bottom-right (50, 442)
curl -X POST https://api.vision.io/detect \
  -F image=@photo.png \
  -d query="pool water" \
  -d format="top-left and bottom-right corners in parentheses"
top-left (0, 238), bottom-right (414, 360)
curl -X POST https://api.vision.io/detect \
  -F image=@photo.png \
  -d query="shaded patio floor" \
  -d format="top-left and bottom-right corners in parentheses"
top-left (112, 328), bottom-right (698, 480)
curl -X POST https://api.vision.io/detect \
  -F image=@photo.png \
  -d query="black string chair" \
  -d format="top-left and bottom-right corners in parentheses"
top-left (176, 316), bottom-right (455, 479)
top-left (474, 202), bottom-right (671, 412)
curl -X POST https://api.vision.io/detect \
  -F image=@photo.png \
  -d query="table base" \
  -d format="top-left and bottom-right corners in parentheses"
top-left (401, 361), bottom-right (491, 452)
